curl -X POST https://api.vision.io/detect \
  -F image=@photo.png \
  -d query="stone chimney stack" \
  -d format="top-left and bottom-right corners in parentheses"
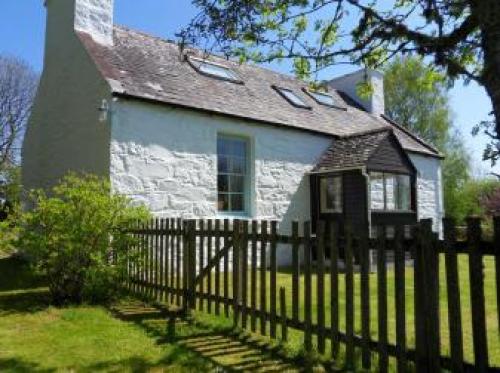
top-left (328, 69), bottom-right (385, 116)
top-left (44, 0), bottom-right (114, 46)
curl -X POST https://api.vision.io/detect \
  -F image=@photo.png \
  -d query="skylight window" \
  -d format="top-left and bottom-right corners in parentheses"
top-left (272, 86), bottom-right (311, 109)
top-left (303, 88), bottom-right (347, 110)
top-left (188, 56), bottom-right (242, 83)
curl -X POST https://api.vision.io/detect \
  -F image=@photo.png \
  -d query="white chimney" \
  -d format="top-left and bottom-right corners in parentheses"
top-left (328, 69), bottom-right (385, 116)
top-left (44, 0), bottom-right (114, 46)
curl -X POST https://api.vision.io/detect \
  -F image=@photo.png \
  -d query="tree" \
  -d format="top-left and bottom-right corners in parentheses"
top-left (383, 56), bottom-right (470, 220)
top-left (384, 56), bottom-right (451, 149)
top-left (180, 0), bottom-right (500, 162)
top-left (0, 55), bottom-right (38, 169)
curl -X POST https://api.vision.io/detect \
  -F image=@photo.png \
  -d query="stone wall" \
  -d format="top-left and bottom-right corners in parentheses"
top-left (110, 99), bottom-right (332, 264)
top-left (409, 153), bottom-right (444, 235)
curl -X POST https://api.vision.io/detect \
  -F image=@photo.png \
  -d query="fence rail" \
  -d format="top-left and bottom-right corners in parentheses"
top-left (124, 217), bottom-right (500, 372)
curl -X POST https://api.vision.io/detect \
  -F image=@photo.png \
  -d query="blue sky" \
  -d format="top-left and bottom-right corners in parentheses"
top-left (1, 0), bottom-right (495, 175)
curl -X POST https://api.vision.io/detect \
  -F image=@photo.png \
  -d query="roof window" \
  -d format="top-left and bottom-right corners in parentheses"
top-left (303, 88), bottom-right (346, 110)
top-left (272, 86), bottom-right (311, 109)
top-left (188, 56), bottom-right (242, 83)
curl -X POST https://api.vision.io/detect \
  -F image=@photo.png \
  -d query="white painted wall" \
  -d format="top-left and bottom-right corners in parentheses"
top-left (110, 99), bottom-right (332, 264)
top-left (410, 153), bottom-right (444, 235)
top-left (23, 0), bottom-right (112, 192)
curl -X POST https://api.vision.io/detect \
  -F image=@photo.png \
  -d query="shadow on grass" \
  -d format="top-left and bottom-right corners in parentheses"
top-left (111, 301), bottom-right (306, 372)
top-left (0, 357), bottom-right (55, 373)
top-left (0, 256), bottom-right (50, 315)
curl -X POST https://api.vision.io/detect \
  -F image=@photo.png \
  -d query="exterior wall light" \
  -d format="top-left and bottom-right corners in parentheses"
top-left (98, 99), bottom-right (109, 122)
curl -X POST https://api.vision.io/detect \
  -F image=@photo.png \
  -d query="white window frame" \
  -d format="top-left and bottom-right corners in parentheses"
top-left (370, 172), bottom-right (413, 212)
top-left (187, 56), bottom-right (243, 84)
top-left (217, 134), bottom-right (251, 216)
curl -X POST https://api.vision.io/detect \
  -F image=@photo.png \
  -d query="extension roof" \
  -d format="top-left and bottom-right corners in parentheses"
top-left (77, 26), bottom-right (441, 158)
top-left (312, 129), bottom-right (416, 173)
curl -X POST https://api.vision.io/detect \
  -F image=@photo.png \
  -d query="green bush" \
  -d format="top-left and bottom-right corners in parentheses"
top-left (19, 174), bottom-right (150, 305)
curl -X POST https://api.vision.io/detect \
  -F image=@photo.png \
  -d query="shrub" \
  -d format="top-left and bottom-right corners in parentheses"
top-left (19, 173), bottom-right (150, 305)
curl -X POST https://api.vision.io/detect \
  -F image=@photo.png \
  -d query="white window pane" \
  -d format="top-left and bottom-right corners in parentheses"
top-left (385, 175), bottom-right (396, 210)
top-left (218, 155), bottom-right (229, 173)
top-left (320, 176), bottom-right (342, 213)
top-left (193, 59), bottom-right (240, 81)
top-left (231, 194), bottom-right (244, 212)
top-left (276, 87), bottom-right (309, 108)
top-left (218, 194), bottom-right (229, 211)
top-left (218, 174), bottom-right (229, 192)
top-left (370, 173), bottom-right (385, 210)
top-left (397, 175), bottom-right (411, 210)
top-left (230, 175), bottom-right (245, 193)
top-left (309, 91), bottom-right (335, 106)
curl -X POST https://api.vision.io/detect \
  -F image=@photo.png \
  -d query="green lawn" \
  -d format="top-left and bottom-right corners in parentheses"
top-left (193, 254), bottom-right (500, 368)
top-left (0, 257), bottom-right (214, 372)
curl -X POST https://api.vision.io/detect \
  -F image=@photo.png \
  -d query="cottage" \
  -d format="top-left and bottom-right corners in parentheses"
top-left (23, 0), bottom-right (444, 264)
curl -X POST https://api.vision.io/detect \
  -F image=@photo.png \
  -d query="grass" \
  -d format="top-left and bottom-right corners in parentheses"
top-left (0, 257), bottom-right (214, 372)
top-left (191, 254), bottom-right (500, 368)
top-left (0, 256), bottom-right (303, 372)
top-left (1, 252), bottom-right (498, 371)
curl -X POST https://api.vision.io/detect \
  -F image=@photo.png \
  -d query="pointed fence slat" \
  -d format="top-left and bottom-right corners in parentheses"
top-left (394, 225), bottom-right (407, 373)
top-left (304, 221), bottom-right (312, 352)
top-left (467, 217), bottom-right (489, 372)
top-left (215, 219), bottom-right (221, 315)
top-left (359, 232), bottom-right (371, 370)
top-left (270, 221), bottom-right (278, 339)
top-left (329, 221), bottom-right (340, 358)
top-left (251, 220), bottom-right (258, 332)
top-left (260, 221), bottom-right (268, 336)
top-left (345, 224), bottom-right (355, 369)
top-left (241, 220), bottom-right (249, 329)
top-left (444, 218), bottom-right (464, 373)
top-left (377, 226), bottom-right (388, 373)
top-left (223, 219), bottom-right (230, 317)
top-left (280, 287), bottom-right (288, 342)
top-left (291, 221), bottom-right (300, 324)
top-left (317, 221), bottom-right (326, 354)
top-left (494, 217), bottom-right (500, 339)
top-left (199, 219), bottom-right (205, 311)
top-left (207, 220), bottom-right (213, 313)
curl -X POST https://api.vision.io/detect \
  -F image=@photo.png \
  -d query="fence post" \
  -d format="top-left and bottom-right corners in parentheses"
top-left (493, 216), bottom-right (500, 339)
top-left (182, 219), bottom-right (196, 314)
top-left (467, 217), bottom-right (489, 371)
top-left (414, 219), bottom-right (440, 372)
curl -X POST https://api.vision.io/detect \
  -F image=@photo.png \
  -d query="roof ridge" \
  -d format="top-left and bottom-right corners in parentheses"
top-left (380, 114), bottom-right (441, 155)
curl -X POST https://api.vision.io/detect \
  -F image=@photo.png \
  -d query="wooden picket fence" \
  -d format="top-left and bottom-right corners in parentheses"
top-left (124, 217), bottom-right (500, 372)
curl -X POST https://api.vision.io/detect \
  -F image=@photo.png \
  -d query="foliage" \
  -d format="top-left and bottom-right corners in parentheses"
top-left (180, 0), bottom-right (500, 163)
top-left (384, 56), bottom-right (451, 149)
top-left (383, 56), bottom-right (471, 221)
top-left (0, 55), bottom-right (38, 168)
top-left (18, 173), bottom-right (150, 305)
top-left (447, 179), bottom-right (500, 223)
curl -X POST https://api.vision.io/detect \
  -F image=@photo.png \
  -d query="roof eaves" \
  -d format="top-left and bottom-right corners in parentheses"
top-left (380, 114), bottom-right (443, 157)
top-left (111, 91), bottom-right (336, 138)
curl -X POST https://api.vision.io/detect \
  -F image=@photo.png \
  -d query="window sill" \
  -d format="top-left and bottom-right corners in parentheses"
top-left (371, 210), bottom-right (416, 214)
top-left (216, 212), bottom-right (253, 220)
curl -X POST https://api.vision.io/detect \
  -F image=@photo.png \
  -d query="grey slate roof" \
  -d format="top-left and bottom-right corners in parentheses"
top-left (77, 26), bottom-right (441, 158)
top-left (313, 129), bottom-right (392, 172)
